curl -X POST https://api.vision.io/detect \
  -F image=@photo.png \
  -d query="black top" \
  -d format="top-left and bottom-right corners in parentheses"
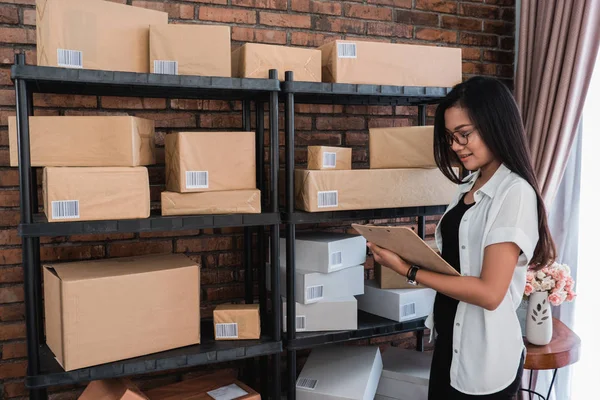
top-left (433, 194), bottom-right (475, 337)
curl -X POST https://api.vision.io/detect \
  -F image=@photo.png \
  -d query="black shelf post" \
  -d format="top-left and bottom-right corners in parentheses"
top-left (242, 100), bottom-right (254, 306)
top-left (15, 53), bottom-right (47, 400)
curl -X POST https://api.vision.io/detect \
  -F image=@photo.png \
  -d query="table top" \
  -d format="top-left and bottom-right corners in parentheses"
top-left (524, 317), bottom-right (581, 370)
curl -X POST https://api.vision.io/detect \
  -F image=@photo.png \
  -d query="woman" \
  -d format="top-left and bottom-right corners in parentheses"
top-left (367, 76), bottom-right (556, 399)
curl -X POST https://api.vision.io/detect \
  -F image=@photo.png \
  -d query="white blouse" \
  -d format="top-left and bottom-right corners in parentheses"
top-left (424, 163), bottom-right (540, 395)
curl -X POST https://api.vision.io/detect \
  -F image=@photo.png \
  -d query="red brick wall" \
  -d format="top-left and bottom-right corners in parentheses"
top-left (0, 0), bottom-right (515, 398)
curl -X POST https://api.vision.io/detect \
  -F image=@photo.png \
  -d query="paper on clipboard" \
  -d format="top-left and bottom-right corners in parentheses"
top-left (352, 224), bottom-right (460, 276)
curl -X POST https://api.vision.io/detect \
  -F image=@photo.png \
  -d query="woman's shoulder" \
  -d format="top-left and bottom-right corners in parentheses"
top-left (498, 170), bottom-right (537, 204)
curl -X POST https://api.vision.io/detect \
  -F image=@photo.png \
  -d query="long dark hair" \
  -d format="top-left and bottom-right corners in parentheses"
top-left (433, 76), bottom-right (556, 270)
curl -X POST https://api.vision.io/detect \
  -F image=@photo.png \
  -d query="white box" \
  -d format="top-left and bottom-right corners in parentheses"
top-left (297, 345), bottom-right (383, 400)
top-left (357, 280), bottom-right (435, 322)
top-left (282, 296), bottom-right (357, 332)
top-left (267, 264), bottom-right (365, 304)
top-left (280, 232), bottom-right (367, 273)
top-left (376, 347), bottom-right (432, 400)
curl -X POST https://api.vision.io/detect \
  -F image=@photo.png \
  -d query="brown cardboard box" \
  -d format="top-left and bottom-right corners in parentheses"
top-left (307, 146), bottom-right (352, 170)
top-left (213, 304), bottom-right (260, 340)
top-left (146, 371), bottom-right (260, 400)
top-left (43, 167), bottom-right (150, 222)
top-left (161, 190), bottom-right (261, 216)
top-left (232, 43), bottom-right (321, 82)
top-left (36, 0), bottom-right (167, 72)
top-left (8, 116), bottom-right (156, 167)
top-left (165, 132), bottom-right (256, 193)
top-left (79, 379), bottom-right (149, 400)
top-left (369, 126), bottom-right (436, 169)
top-left (44, 254), bottom-right (200, 371)
top-left (319, 40), bottom-right (462, 87)
top-left (295, 168), bottom-right (457, 212)
top-left (149, 24), bottom-right (231, 77)
top-left (375, 240), bottom-right (438, 289)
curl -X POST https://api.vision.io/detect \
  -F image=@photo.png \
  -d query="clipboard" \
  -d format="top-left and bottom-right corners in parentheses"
top-left (352, 223), bottom-right (460, 276)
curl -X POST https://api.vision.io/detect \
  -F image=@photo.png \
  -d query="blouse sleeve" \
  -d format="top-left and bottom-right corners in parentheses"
top-left (484, 181), bottom-right (540, 267)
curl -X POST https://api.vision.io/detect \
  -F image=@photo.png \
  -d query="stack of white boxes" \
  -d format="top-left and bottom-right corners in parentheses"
top-left (375, 347), bottom-right (432, 400)
top-left (273, 232), bottom-right (367, 332)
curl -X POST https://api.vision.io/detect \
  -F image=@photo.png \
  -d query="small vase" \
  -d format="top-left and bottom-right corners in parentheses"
top-left (526, 291), bottom-right (553, 345)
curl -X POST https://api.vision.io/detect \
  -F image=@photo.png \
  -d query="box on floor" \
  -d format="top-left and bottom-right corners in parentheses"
top-left (149, 24), bottom-right (231, 77)
top-left (279, 231), bottom-right (366, 274)
top-left (44, 254), bottom-right (200, 371)
top-left (307, 146), bottom-right (352, 170)
top-left (79, 378), bottom-right (148, 400)
top-left (375, 347), bottom-right (432, 400)
top-left (161, 189), bottom-right (261, 216)
top-left (43, 167), bottom-right (150, 222)
top-left (213, 304), bottom-right (260, 340)
top-left (296, 345), bottom-right (382, 400)
top-left (369, 126), bottom-right (435, 169)
top-left (9, 116), bottom-right (155, 167)
top-left (319, 40), bottom-right (462, 87)
top-left (282, 296), bottom-right (357, 332)
top-left (165, 132), bottom-right (256, 193)
top-left (232, 43), bottom-right (321, 82)
top-left (357, 280), bottom-right (435, 323)
top-left (36, 0), bottom-right (167, 72)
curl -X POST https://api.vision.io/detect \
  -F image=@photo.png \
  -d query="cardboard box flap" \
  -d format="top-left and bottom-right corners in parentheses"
top-left (46, 254), bottom-right (196, 282)
top-left (79, 379), bottom-right (149, 400)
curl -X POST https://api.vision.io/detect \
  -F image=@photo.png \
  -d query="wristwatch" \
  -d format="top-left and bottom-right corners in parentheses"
top-left (406, 265), bottom-right (420, 285)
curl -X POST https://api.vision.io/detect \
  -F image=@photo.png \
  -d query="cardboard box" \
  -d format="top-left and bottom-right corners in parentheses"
top-left (213, 304), bottom-right (260, 340)
top-left (232, 43), bottom-right (321, 82)
top-left (279, 232), bottom-right (366, 273)
top-left (43, 167), bottom-right (150, 222)
top-left (296, 345), bottom-right (383, 400)
top-left (357, 280), bottom-right (435, 323)
top-left (319, 40), bottom-right (462, 87)
top-left (161, 190), bottom-right (261, 216)
top-left (375, 347), bottom-right (432, 400)
top-left (307, 146), bottom-right (352, 170)
top-left (8, 116), bottom-right (155, 167)
top-left (375, 240), bottom-right (437, 289)
top-left (43, 254), bottom-right (200, 371)
top-left (369, 126), bottom-right (435, 169)
top-left (295, 168), bottom-right (457, 212)
top-left (146, 372), bottom-right (260, 400)
top-left (149, 24), bottom-right (231, 77)
top-left (165, 132), bottom-right (256, 193)
top-left (282, 296), bottom-right (357, 332)
top-left (267, 263), bottom-right (364, 305)
top-left (36, 0), bottom-right (167, 72)
top-left (79, 379), bottom-right (148, 400)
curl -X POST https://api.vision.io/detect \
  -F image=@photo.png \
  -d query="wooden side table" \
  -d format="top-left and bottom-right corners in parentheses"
top-left (520, 318), bottom-right (581, 400)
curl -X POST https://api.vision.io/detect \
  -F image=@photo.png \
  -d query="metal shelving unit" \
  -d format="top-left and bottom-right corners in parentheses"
top-left (280, 72), bottom-right (450, 400)
top-left (11, 55), bottom-right (283, 400)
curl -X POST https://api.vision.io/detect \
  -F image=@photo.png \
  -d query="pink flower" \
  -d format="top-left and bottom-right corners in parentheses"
top-left (526, 271), bottom-right (535, 282)
top-left (541, 266), bottom-right (550, 274)
top-left (566, 291), bottom-right (576, 302)
top-left (524, 283), bottom-right (534, 296)
top-left (548, 293), bottom-right (563, 306)
top-left (554, 278), bottom-right (566, 292)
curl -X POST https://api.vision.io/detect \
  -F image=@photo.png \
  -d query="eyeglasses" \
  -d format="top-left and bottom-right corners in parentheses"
top-left (445, 128), bottom-right (476, 146)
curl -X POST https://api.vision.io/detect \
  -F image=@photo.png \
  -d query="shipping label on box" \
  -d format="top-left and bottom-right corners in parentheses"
top-left (9, 116), bottom-right (155, 167)
top-left (358, 280), bottom-right (435, 322)
top-left (36, 0), bottom-right (167, 72)
top-left (165, 132), bottom-right (256, 193)
top-left (369, 126), bottom-right (435, 169)
top-left (43, 254), bottom-right (200, 371)
top-left (295, 168), bottom-right (457, 212)
top-left (150, 25), bottom-right (231, 77)
top-left (161, 189), bottom-right (261, 216)
top-left (280, 232), bottom-right (366, 273)
top-left (282, 296), bottom-right (357, 332)
top-left (319, 40), bottom-right (462, 87)
top-left (43, 167), bottom-right (150, 222)
top-left (232, 43), bottom-right (321, 82)
top-left (307, 146), bottom-right (352, 170)
top-left (213, 304), bottom-right (260, 340)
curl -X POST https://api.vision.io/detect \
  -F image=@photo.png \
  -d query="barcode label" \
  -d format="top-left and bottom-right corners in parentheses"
top-left (401, 302), bottom-right (417, 318)
top-left (215, 323), bottom-right (238, 339)
top-left (153, 60), bottom-right (178, 75)
top-left (337, 43), bottom-right (357, 58)
top-left (330, 251), bottom-right (342, 266)
top-left (323, 152), bottom-right (337, 168)
top-left (317, 191), bottom-right (338, 208)
top-left (297, 378), bottom-right (318, 390)
top-left (57, 49), bottom-right (83, 68)
top-left (306, 285), bottom-right (324, 302)
top-left (296, 315), bottom-right (307, 331)
top-left (186, 171), bottom-right (209, 189)
top-left (51, 200), bottom-right (80, 220)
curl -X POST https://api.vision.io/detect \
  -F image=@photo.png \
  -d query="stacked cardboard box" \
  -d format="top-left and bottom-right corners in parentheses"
top-left (213, 304), bottom-right (261, 341)
top-left (161, 131), bottom-right (261, 216)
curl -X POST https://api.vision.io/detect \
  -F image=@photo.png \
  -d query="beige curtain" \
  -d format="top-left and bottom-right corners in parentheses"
top-left (515, 0), bottom-right (600, 205)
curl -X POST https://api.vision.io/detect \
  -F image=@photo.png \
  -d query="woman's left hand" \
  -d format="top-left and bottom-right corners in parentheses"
top-left (367, 242), bottom-right (411, 276)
